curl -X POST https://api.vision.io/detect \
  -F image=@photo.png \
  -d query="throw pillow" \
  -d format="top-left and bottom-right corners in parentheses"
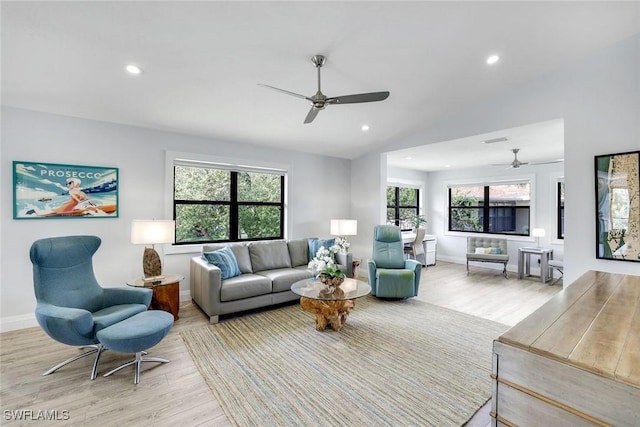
top-left (489, 247), bottom-right (502, 255)
top-left (307, 238), bottom-right (336, 261)
top-left (474, 247), bottom-right (486, 254)
top-left (203, 246), bottom-right (241, 280)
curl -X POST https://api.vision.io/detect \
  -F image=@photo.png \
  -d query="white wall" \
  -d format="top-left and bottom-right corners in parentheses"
top-left (353, 34), bottom-right (640, 284)
top-left (1, 108), bottom-right (351, 331)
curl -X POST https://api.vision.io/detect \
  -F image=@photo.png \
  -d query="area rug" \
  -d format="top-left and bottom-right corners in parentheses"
top-left (181, 296), bottom-right (508, 427)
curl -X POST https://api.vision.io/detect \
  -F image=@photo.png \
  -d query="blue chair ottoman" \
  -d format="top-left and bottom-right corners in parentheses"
top-left (96, 310), bottom-right (174, 384)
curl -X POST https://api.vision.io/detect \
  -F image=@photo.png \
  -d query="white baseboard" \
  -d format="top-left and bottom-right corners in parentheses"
top-left (0, 313), bottom-right (38, 333)
top-left (1, 291), bottom-right (194, 333)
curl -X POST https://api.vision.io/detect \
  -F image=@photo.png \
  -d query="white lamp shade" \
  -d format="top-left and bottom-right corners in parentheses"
top-left (330, 219), bottom-right (358, 236)
top-left (531, 228), bottom-right (546, 238)
top-left (131, 220), bottom-right (175, 245)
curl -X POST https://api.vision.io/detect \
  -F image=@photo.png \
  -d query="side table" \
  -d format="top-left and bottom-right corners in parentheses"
top-left (517, 247), bottom-right (553, 283)
top-left (127, 274), bottom-right (184, 320)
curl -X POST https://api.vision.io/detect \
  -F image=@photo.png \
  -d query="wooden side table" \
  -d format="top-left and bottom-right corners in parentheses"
top-left (127, 274), bottom-right (183, 320)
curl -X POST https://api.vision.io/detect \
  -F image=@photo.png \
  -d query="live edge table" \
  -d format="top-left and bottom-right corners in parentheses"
top-left (291, 278), bottom-right (371, 331)
top-left (127, 274), bottom-right (183, 320)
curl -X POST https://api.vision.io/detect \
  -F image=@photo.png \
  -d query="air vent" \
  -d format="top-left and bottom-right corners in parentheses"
top-left (484, 137), bottom-right (508, 144)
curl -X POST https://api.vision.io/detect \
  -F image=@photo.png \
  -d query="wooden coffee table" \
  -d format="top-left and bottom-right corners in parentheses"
top-left (291, 277), bottom-right (371, 331)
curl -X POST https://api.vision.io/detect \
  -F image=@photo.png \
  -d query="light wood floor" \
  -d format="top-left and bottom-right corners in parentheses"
top-left (0, 261), bottom-right (561, 426)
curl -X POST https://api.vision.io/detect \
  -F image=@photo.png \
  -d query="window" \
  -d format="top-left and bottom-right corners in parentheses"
top-left (173, 163), bottom-right (285, 244)
top-left (557, 180), bottom-right (565, 239)
top-left (386, 186), bottom-right (419, 231)
top-left (448, 181), bottom-right (531, 235)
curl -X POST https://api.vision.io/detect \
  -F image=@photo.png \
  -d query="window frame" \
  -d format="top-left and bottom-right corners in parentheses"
top-left (165, 151), bottom-right (289, 253)
top-left (447, 179), bottom-right (532, 237)
top-left (386, 185), bottom-right (420, 231)
top-left (557, 179), bottom-right (565, 240)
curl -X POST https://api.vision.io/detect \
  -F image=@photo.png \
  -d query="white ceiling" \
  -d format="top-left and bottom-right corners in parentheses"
top-left (2, 2), bottom-right (639, 166)
top-left (386, 118), bottom-right (565, 172)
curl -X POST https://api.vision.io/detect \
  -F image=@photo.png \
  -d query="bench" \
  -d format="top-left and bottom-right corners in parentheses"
top-left (466, 237), bottom-right (509, 278)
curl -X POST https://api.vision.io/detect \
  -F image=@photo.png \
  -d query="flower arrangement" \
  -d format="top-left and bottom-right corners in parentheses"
top-left (308, 245), bottom-right (346, 284)
top-left (334, 236), bottom-right (350, 253)
top-left (307, 246), bottom-right (337, 274)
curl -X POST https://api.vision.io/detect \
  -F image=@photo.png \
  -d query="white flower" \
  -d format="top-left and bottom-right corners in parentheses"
top-left (334, 237), bottom-right (350, 253)
top-left (308, 245), bottom-right (338, 272)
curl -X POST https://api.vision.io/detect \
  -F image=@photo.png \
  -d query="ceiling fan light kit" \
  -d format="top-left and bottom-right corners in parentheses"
top-left (259, 54), bottom-right (390, 124)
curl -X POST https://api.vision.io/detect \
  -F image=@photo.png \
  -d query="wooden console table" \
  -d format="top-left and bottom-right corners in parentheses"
top-left (491, 270), bottom-right (640, 426)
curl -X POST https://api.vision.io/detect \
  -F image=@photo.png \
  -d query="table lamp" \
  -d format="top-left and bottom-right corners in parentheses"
top-left (131, 219), bottom-right (175, 280)
top-left (531, 228), bottom-right (545, 248)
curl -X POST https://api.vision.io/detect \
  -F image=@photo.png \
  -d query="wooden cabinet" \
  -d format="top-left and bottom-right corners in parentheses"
top-left (491, 271), bottom-right (640, 426)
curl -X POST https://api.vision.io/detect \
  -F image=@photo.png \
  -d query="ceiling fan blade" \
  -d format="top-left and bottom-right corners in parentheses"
top-left (304, 106), bottom-right (320, 124)
top-left (326, 91), bottom-right (390, 105)
top-left (530, 159), bottom-right (564, 165)
top-left (258, 84), bottom-right (311, 101)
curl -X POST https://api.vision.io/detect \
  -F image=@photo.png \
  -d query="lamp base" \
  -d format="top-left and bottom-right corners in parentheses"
top-left (142, 247), bottom-right (162, 278)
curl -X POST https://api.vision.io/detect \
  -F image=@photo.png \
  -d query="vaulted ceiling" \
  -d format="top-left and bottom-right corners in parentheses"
top-left (2, 2), bottom-right (639, 166)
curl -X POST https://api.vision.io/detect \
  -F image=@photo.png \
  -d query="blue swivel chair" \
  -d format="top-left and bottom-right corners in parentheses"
top-left (367, 225), bottom-right (422, 298)
top-left (30, 235), bottom-right (152, 379)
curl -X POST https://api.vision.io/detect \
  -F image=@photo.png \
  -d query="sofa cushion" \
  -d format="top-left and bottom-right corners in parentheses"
top-left (256, 268), bottom-right (314, 293)
top-left (203, 247), bottom-right (241, 279)
top-left (249, 241), bottom-right (292, 272)
top-left (203, 244), bottom-right (252, 273)
top-left (288, 239), bottom-right (309, 267)
top-left (307, 238), bottom-right (335, 261)
top-left (220, 274), bottom-right (272, 302)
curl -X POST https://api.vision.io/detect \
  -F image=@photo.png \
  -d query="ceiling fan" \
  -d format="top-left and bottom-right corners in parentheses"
top-left (493, 148), bottom-right (564, 169)
top-left (259, 54), bottom-right (390, 124)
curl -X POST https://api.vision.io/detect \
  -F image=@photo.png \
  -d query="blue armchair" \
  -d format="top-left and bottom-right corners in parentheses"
top-left (30, 235), bottom-right (152, 379)
top-left (367, 225), bottom-right (422, 298)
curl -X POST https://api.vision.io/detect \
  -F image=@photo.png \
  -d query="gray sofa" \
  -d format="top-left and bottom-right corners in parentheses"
top-left (190, 239), bottom-right (352, 323)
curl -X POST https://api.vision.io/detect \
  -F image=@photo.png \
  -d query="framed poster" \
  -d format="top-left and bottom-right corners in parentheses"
top-left (13, 161), bottom-right (119, 219)
top-left (595, 150), bottom-right (640, 262)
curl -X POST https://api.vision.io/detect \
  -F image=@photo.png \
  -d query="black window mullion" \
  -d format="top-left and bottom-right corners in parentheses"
top-left (482, 186), bottom-right (490, 231)
top-left (230, 172), bottom-right (239, 240)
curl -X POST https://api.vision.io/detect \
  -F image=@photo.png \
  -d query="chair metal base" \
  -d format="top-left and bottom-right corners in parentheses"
top-left (43, 344), bottom-right (105, 380)
top-left (103, 351), bottom-right (170, 384)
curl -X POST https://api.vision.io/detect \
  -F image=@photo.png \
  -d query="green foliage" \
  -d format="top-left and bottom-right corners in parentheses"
top-left (450, 193), bottom-right (483, 232)
top-left (175, 204), bottom-right (229, 242)
top-left (174, 166), bottom-right (283, 244)
top-left (320, 263), bottom-right (346, 279)
top-left (410, 214), bottom-right (427, 228)
top-left (175, 166), bottom-right (230, 200)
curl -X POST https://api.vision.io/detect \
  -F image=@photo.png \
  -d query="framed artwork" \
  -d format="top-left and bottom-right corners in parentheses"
top-left (595, 150), bottom-right (640, 262)
top-left (13, 161), bottom-right (119, 219)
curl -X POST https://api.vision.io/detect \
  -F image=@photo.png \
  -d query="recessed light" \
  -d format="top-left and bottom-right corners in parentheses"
top-left (126, 64), bottom-right (142, 75)
top-left (361, 124), bottom-right (370, 131)
top-left (404, 156), bottom-right (412, 160)
top-left (445, 165), bottom-right (451, 168)
top-left (486, 55), bottom-right (500, 65)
